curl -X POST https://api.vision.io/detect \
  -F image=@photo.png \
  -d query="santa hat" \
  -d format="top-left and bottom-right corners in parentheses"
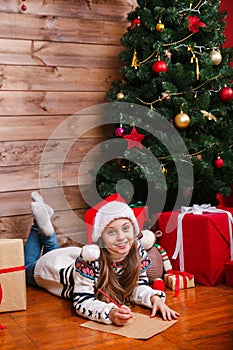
top-left (84, 193), bottom-right (140, 245)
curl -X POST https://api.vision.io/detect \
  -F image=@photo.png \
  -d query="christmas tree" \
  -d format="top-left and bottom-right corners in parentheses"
top-left (95, 0), bottom-right (233, 213)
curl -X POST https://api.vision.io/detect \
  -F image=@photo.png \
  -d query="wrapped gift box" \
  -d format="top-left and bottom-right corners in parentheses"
top-left (158, 209), bottom-right (233, 286)
top-left (225, 261), bottom-right (233, 287)
top-left (131, 205), bottom-right (148, 231)
top-left (218, 207), bottom-right (233, 215)
top-left (0, 239), bottom-right (27, 312)
top-left (164, 270), bottom-right (195, 296)
top-left (216, 185), bottom-right (233, 208)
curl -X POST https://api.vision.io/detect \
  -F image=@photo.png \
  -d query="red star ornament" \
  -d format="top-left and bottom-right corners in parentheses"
top-left (123, 126), bottom-right (145, 149)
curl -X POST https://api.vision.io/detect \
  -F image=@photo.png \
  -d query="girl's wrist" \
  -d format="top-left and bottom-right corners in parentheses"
top-left (109, 307), bottom-right (117, 321)
top-left (150, 294), bottom-right (161, 303)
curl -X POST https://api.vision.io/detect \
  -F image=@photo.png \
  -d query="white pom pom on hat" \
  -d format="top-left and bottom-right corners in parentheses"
top-left (81, 244), bottom-right (100, 261)
top-left (84, 193), bottom-right (140, 244)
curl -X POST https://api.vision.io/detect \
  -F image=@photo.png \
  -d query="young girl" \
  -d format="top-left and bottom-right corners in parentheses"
top-left (25, 192), bottom-right (180, 326)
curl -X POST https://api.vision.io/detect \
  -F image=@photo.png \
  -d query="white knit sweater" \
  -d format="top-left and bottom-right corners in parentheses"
top-left (34, 241), bottom-right (166, 324)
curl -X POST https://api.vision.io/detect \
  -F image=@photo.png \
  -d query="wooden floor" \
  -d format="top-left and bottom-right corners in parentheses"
top-left (1, 284), bottom-right (233, 350)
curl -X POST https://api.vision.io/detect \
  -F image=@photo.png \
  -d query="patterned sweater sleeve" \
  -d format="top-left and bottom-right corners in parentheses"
top-left (72, 256), bottom-right (116, 324)
top-left (132, 240), bottom-right (166, 308)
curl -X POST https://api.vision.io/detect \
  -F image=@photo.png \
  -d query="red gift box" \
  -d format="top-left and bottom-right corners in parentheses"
top-left (218, 207), bottom-right (233, 216)
top-left (216, 185), bottom-right (233, 208)
top-left (158, 208), bottom-right (233, 286)
top-left (131, 205), bottom-right (148, 231)
top-left (225, 261), bottom-right (233, 287)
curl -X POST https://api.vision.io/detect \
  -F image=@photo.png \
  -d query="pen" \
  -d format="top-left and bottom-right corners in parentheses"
top-left (97, 288), bottom-right (135, 319)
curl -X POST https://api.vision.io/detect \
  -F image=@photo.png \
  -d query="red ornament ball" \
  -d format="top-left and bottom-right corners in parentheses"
top-left (131, 18), bottom-right (141, 30)
top-left (218, 87), bottom-right (233, 102)
top-left (152, 60), bottom-right (168, 74)
top-left (115, 127), bottom-right (125, 137)
top-left (21, 4), bottom-right (27, 11)
top-left (214, 157), bottom-right (224, 168)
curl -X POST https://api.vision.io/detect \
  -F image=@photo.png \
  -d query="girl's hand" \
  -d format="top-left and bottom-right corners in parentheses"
top-left (150, 295), bottom-right (180, 321)
top-left (109, 305), bottom-right (133, 326)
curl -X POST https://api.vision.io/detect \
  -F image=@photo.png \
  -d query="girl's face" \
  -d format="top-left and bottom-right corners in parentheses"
top-left (101, 218), bottom-right (134, 255)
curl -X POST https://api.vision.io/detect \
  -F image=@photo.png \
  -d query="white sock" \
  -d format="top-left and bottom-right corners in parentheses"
top-left (31, 202), bottom-right (54, 237)
top-left (31, 191), bottom-right (54, 218)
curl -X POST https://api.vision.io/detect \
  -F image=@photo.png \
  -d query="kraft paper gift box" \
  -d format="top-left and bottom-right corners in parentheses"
top-left (164, 270), bottom-right (195, 297)
top-left (158, 205), bottom-right (233, 286)
top-left (225, 261), bottom-right (233, 287)
top-left (0, 239), bottom-right (27, 312)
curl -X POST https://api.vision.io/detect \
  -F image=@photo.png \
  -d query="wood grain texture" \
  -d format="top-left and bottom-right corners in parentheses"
top-left (0, 186), bottom-right (89, 216)
top-left (0, 0), bottom-right (135, 239)
top-left (0, 116), bottom-right (113, 141)
top-left (0, 39), bottom-right (123, 67)
top-left (0, 162), bottom-right (94, 191)
top-left (0, 12), bottom-right (128, 45)
top-left (0, 210), bottom-right (87, 245)
top-left (0, 0), bottom-right (137, 20)
top-left (0, 138), bottom-right (104, 166)
top-left (0, 91), bottom-right (107, 115)
top-left (0, 65), bottom-right (121, 91)
top-left (0, 284), bottom-right (232, 349)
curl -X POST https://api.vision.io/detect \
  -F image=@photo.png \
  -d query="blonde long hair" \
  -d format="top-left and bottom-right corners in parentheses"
top-left (95, 240), bottom-right (141, 306)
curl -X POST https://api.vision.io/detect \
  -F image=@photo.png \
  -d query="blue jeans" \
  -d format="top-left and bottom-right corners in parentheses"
top-left (24, 221), bottom-right (60, 286)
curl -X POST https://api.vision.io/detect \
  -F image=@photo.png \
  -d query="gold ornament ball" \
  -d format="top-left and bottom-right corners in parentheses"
top-left (174, 113), bottom-right (190, 129)
top-left (116, 92), bottom-right (124, 100)
top-left (156, 22), bottom-right (164, 31)
top-left (210, 50), bottom-right (222, 66)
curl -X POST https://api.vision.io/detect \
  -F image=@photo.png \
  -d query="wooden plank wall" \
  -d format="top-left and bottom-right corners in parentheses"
top-left (0, 0), bottom-right (137, 245)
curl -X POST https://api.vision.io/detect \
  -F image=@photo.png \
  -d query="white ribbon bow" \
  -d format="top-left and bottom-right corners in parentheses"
top-left (172, 204), bottom-right (233, 271)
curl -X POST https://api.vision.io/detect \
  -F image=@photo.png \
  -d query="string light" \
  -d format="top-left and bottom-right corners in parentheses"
top-left (130, 1), bottom-right (209, 68)
top-left (154, 143), bottom-right (231, 163)
top-left (177, 0), bottom-right (208, 14)
top-left (136, 74), bottom-right (221, 107)
top-left (132, 32), bottom-right (196, 67)
top-left (122, 1), bottom-right (230, 170)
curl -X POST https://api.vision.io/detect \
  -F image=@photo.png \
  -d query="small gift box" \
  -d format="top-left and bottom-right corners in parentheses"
top-left (0, 239), bottom-right (27, 312)
top-left (164, 270), bottom-right (195, 297)
top-left (225, 261), bottom-right (233, 287)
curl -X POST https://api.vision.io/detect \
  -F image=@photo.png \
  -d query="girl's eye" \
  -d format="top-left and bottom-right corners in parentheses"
top-left (107, 229), bottom-right (116, 236)
top-left (123, 225), bottom-right (130, 231)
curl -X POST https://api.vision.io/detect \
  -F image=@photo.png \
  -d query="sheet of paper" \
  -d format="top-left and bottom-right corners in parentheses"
top-left (80, 312), bottom-right (177, 339)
